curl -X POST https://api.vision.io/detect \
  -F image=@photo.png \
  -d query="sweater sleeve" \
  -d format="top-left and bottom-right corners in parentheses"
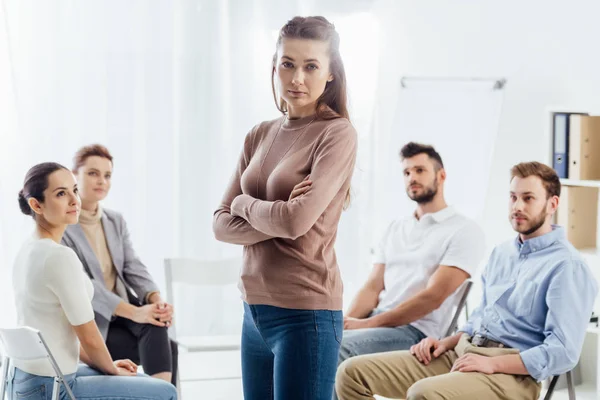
top-left (213, 125), bottom-right (275, 245)
top-left (230, 120), bottom-right (357, 240)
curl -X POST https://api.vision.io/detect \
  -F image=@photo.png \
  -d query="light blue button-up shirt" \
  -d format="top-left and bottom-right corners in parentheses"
top-left (460, 226), bottom-right (598, 381)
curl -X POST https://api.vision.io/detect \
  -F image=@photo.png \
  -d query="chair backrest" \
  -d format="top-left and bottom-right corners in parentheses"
top-left (164, 258), bottom-right (242, 338)
top-left (0, 327), bottom-right (76, 400)
top-left (164, 258), bottom-right (241, 288)
top-left (0, 327), bottom-right (49, 361)
top-left (444, 280), bottom-right (473, 337)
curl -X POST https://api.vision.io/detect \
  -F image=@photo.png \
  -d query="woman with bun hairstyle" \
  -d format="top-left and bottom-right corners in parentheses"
top-left (213, 16), bottom-right (357, 400)
top-left (11, 162), bottom-right (177, 400)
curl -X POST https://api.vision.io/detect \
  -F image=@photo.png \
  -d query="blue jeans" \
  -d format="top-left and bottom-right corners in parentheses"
top-left (242, 302), bottom-right (343, 400)
top-left (338, 324), bottom-right (426, 365)
top-left (8, 364), bottom-right (177, 400)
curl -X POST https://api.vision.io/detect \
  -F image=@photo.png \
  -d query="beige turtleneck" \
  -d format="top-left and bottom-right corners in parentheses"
top-left (78, 205), bottom-right (120, 295)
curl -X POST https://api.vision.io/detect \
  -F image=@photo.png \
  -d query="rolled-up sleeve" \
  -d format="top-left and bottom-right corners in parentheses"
top-left (520, 260), bottom-right (598, 381)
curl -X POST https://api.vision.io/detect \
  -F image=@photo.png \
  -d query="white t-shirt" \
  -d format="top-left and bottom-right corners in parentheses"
top-left (373, 207), bottom-right (485, 339)
top-left (12, 237), bottom-right (94, 376)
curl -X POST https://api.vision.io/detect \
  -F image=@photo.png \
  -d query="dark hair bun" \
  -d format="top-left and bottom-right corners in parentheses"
top-left (18, 190), bottom-right (32, 216)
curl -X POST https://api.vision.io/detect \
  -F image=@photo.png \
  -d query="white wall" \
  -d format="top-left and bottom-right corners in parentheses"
top-left (4, 0), bottom-right (600, 328)
top-left (0, 0), bottom-right (19, 324)
top-left (372, 0), bottom-right (600, 251)
top-left (0, 0), bottom-right (380, 335)
top-left (369, 0), bottom-right (600, 308)
top-left (0, 0), bottom-right (179, 290)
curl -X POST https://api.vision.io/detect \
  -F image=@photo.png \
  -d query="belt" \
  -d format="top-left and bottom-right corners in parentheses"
top-left (471, 334), bottom-right (508, 348)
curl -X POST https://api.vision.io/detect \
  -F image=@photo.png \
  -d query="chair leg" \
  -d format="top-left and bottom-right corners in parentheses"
top-left (61, 378), bottom-right (77, 400)
top-left (566, 371), bottom-right (576, 400)
top-left (176, 361), bottom-right (182, 400)
top-left (52, 378), bottom-right (60, 400)
top-left (544, 375), bottom-right (559, 400)
top-left (52, 377), bottom-right (76, 400)
top-left (0, 357), bottom-right (8, 400)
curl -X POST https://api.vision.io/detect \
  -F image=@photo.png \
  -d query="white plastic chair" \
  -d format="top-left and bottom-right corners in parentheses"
top-left (164, 258), bottom-right (242, 397)
top-left (375, 279), bottom-right (473, 400)
top-left (0, 326), bottom-right (76, 400)
top-left (444, 279), bottom-right (473, 336)
top-left (544, 371), bottom-right (576, 400)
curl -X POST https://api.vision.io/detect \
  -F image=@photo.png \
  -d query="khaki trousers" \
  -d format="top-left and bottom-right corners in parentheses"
top-left (336, 334), bottom-right (541, 400)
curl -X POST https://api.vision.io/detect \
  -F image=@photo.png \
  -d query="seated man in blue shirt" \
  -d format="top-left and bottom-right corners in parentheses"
top-left (335, 161), bottom-right (598, 400)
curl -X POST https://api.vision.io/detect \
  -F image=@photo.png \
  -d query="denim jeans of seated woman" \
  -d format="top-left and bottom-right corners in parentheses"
top-left (7, 363), bottom-right (177, 400)
top-left (242, 302), bottom-right (343, 400)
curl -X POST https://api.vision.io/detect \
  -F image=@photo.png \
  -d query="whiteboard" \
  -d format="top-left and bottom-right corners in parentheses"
top-left (372, 78), bottom-right (505, 238)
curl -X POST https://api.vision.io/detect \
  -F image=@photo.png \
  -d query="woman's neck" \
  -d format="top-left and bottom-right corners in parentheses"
top-left (81, 199), bottom-right (98, 213)
top-left (287, 104), bottom-right (317, 120)
top-left (35, 221), bottom-right (66, 244)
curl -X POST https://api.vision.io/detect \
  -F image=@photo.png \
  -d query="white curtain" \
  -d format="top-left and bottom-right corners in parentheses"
top-left (0, 0), bottom-right (19, 326)
top-left (168, 0), bottom-right (380, 335)
top-left (0, 0), bottom-right (379, 334)
top-left (0, 0), bottom-right (185, 323)
top-left (0, 0), bottom-right (181, 327)
top-left (0, 0), bottom-right (500, 335)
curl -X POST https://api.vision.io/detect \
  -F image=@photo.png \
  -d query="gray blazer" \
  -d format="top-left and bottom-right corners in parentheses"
top-left (61, 208), bottom-right (159, 339)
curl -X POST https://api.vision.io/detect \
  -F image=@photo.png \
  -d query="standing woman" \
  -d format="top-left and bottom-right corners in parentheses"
top-left (213, 16), bottom-right (357, 400)
top-left (11, 162), bottom-right (177, 399)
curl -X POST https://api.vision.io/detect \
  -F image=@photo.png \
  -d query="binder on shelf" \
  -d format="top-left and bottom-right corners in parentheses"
top-left (552, 112), bottom-right (587, 178)
top-left (552, 113), bottom-right (569, 178)
top-left (569, 115), bottom-right (600, 180)
top-left (557, 185), bottom-right (598, 249)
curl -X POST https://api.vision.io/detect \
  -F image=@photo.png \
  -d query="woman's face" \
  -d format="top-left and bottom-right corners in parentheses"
top-left (274, 38), bottom-right (333, 119)
top-left (76, 156), bottom-right (113, 203)
top-left (29, 169), bottom-right (80, 226)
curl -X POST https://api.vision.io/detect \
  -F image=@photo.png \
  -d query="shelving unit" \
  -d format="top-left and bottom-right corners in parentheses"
top-left (550, 111), bottom-right (600, 398)
top-left (554, 177), bottom-right (600, 397)
top-left (561, 179), bottom-right (600, 188)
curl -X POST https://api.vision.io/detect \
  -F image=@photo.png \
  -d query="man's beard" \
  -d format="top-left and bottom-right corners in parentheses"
top-left (512, 208), bottom-right (548, 236)
top-left (407, 178), bottom-right (438, 204)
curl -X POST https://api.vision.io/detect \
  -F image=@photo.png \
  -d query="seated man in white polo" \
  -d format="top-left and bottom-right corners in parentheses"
top-left (339, 142), bottom-right (486, 370)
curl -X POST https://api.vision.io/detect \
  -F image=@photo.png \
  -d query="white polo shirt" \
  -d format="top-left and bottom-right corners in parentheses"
top-left (374, 206), bottom-right (485, 339)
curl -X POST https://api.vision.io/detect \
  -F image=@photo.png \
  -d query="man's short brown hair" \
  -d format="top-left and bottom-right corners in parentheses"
top-left (510, 161), bottom-right (561, 198)
top-left (73, 144), bottom-right (113, 173)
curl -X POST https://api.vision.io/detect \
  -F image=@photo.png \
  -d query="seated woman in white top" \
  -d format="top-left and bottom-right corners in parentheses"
top-left (10, 162), bottom-right (177, 400)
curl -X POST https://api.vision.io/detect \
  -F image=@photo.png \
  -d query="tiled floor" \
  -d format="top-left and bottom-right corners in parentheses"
top-left (178, 350), bottom-right (243, 399)
top-left (181, 379), bottom-right (243, 400)
top-left (180, 382), bottom-right (597, 400)
top-left (549, 384), bottom-right (597, 400)
top-left (177, 351), bottom-right (598, 400)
